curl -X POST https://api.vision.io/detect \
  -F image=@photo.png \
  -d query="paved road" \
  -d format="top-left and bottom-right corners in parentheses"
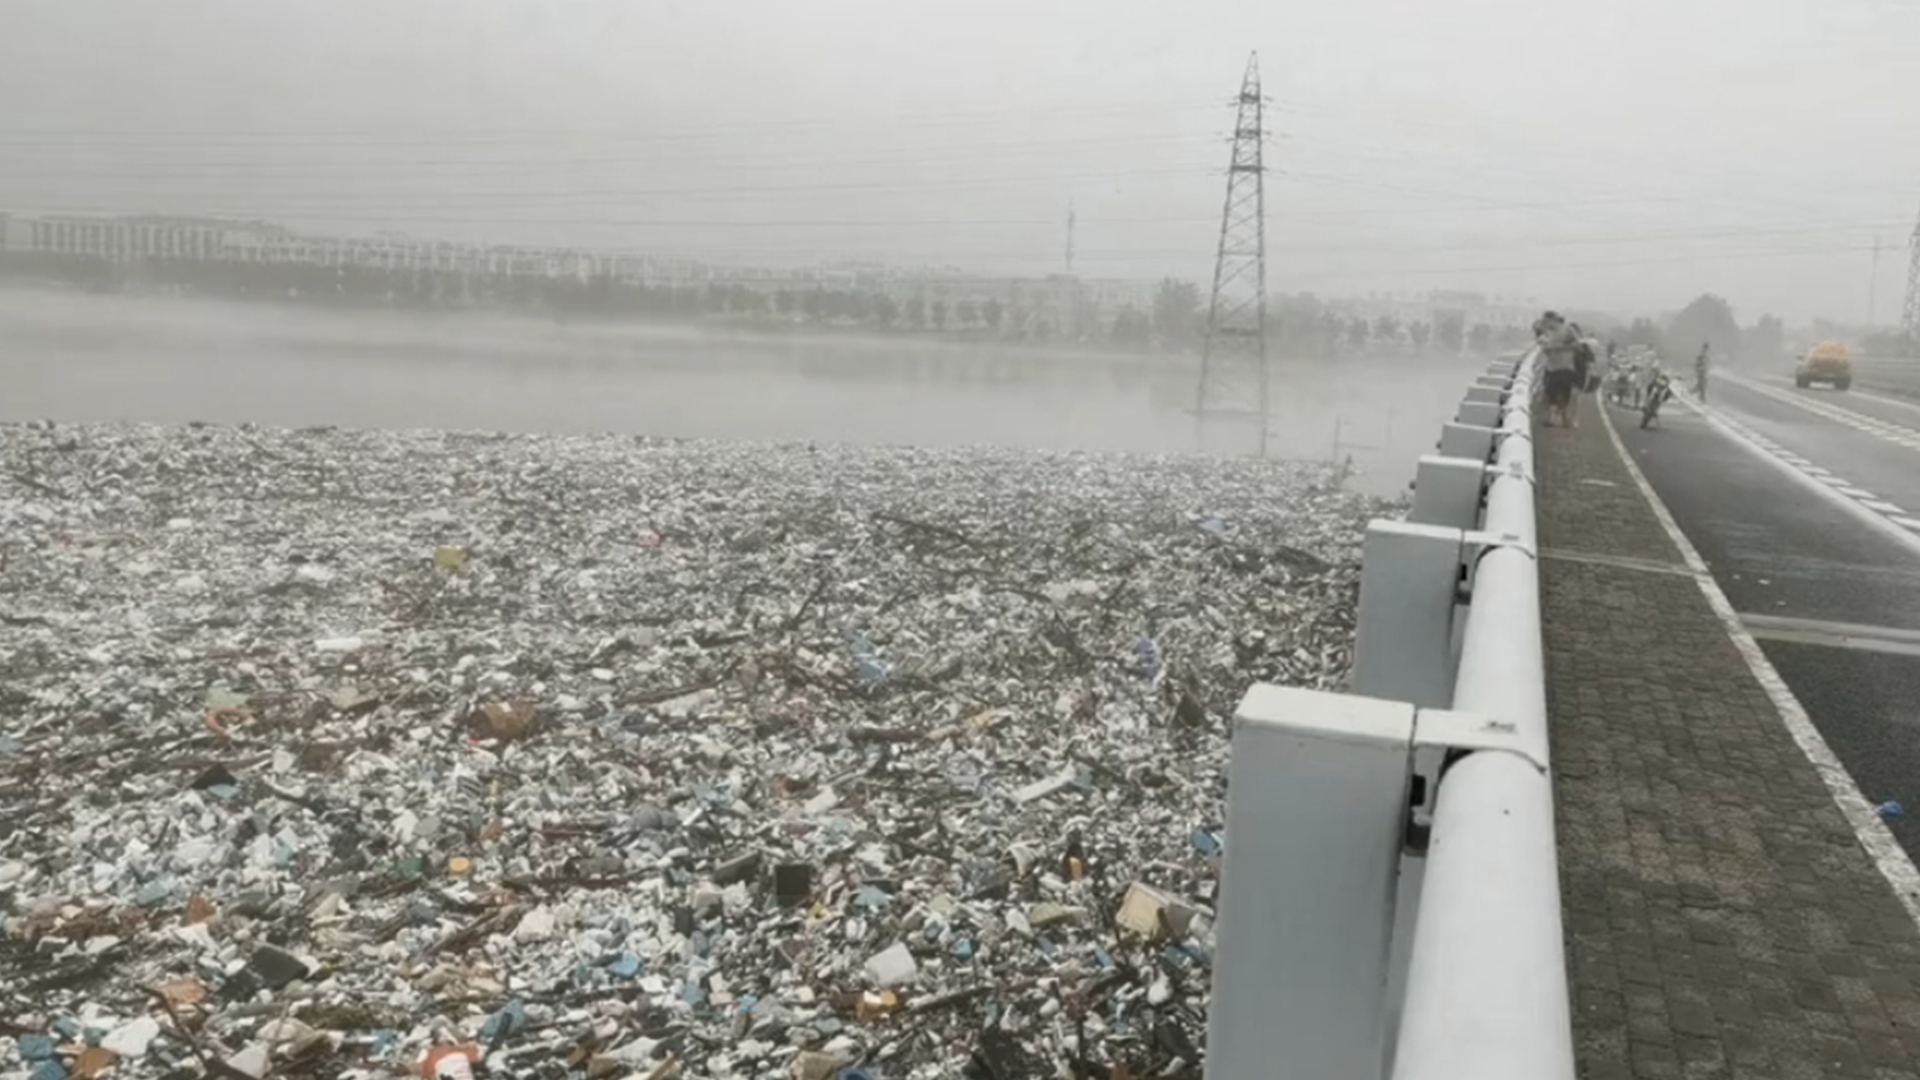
top-left (1703, 372), bottom-right (1920, 515)
top-left (1609, 387), bottom-right (1920, 855)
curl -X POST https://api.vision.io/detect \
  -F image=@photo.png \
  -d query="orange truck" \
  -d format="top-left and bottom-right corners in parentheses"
top-left (1794, 341), bottom-right (1852, 390)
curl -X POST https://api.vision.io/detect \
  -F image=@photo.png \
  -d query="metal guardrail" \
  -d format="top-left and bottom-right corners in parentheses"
top-left (1205, 349), bottom-right (1574, 1080)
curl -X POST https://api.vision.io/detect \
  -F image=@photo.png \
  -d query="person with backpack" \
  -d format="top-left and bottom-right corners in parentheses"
top-left (1536, 311), bottom-right (1581, 428)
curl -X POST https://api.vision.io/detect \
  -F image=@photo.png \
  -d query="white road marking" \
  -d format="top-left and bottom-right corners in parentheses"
top-left (1668, 389), bottom-right (1920, 549)
top-left (1739, 612), bottom-right (1920, 659)
top-left (1753, 369), bottom-right (1920, 420)
top-left (1597, 401), bottom-right (1920, 928)
top-left (1723, 369), bottom-right (1920, 453)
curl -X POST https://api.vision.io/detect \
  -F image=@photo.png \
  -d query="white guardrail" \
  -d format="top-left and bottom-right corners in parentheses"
top-left (1205, 349), bottom-right (1574, 1080)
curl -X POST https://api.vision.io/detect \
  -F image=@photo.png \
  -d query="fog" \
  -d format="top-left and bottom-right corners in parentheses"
top-left (2, 1), bottom-right (1909, 479)
top-left (0, 290), bottom-right (1479, 498)
top-left (4, 0), bottom-right (1919, 322)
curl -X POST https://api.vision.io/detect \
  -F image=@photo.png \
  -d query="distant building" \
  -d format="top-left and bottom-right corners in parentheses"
top-left (1325, 289), bottom-right (1535, 331)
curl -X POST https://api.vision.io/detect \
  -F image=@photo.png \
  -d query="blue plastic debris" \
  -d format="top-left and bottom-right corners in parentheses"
top-left (28, 1061), bottom-right (66, 1080)
top-left (1878, 800), bottom-right (1905, 820)
top-left (370, 1030), bottom-right (400, 1060)
top-left (836, 1068), bottom-right (879, 1080)
top-left (17, 1035), bottom-right (56, 1061)
top-left (607, 954), bottom-right (642, 979)
top-left (950, 939), bottom-right (975, 960)
top-left (921, 922), bottom-right (942, 942)
top-left (1131, 638), bottom-right (1162, 680)
top-left (1164, 941), bottom-right (1211, 968)
top-left (1190, 828), bottom-right (1222, 857)
top-left (480, 998), bottom-right (529, 1043)
top-left (849, 633), bottom-right (890, 686)
top-left (854, 885), bottom-right (892, 910)
top-left (1092, 946), bottom-right (1114, 970)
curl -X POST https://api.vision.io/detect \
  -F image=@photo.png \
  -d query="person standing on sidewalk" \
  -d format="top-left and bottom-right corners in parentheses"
top-left (1694, 342), bottom-right (1711, 402)
top-left (1537, 312), bottom-right (1581, 428)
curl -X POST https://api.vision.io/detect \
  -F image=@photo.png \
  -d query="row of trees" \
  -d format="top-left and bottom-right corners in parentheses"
top-left (0, 251), bottom-right (1092, 338)
top-left (1611, 294), bottom-right (1789, 366)
top-left (1142, 279), bottom-right (1534, 357)
top-left (2, 248), bottom-right (1535, 358)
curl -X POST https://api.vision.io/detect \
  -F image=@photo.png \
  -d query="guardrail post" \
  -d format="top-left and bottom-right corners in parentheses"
top-left (1456, 399), bottom-right (1501, 428)
top-left (1354, 521), bottom-right (1463, 707)
top-left (1438, 421), bottom-right (1496, 461)
top-left (1207, 685), bottom-right (1416, 1080)
top-left (1409, 455), bottom-right (1489, 531)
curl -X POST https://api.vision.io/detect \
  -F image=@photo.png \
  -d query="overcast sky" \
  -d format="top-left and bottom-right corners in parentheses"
top-left (2, 0), bottom-right (1916, 323)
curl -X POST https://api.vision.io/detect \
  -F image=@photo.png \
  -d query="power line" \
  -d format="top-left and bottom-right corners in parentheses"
top-left (0, 165), bottom-right (1214, 203)
top-left (0, 134), bottom-right (1224, 174)
top-left (0, 99), bottom-right (1230, 145)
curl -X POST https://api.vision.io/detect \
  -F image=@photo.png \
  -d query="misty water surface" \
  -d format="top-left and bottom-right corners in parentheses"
top-left (0, 289), bottom-right (1486, 498)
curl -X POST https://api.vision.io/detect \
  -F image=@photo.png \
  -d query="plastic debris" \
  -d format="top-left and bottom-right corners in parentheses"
top-left (479, 998), bottom-right (529, 1044)
top-left (1012, 767), bottom-right (1079, 805)
top-left (223, 1043), bottom-right (271, 1080)
top-left (419, 1044), bottom-right (480, 1080)
top-left (70, 1048), bottom-right (117, 1080)
top-left (0, 420), bottom-right (1378, 1079)
top-left (793, 1050), bottom-right (853, 1080)
top-left (863, 942), bottom-right (919, 987)
top-left (99, 1018), bottom-right (161, 1059)
top-left (1878, 800), bottom-right (1904, 820)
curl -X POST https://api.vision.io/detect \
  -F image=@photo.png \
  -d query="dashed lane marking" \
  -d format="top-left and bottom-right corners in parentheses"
top-left (1752, 369), bottom-right (1920, 420)
top-left (1666, 387), bottom-right (1920, 542)
top-left (1738, 612), bottom-right (1920, 659)
top-left (1722, 369), bottom-right (1920, 453)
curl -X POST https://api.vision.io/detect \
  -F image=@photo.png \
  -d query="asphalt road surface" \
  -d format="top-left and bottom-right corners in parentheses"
top-left (1610, 380), bottom-right (1920, 855)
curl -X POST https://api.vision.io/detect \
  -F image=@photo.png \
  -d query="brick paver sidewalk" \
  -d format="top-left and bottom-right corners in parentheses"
top-left (1541, 396), bottom-right (1920, 1079)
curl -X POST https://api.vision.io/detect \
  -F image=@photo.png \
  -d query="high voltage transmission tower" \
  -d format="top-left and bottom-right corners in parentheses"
top-left (1905, 205), bottom-right (1920, 353)
top-left (1193, 52), bottom-right (1272, 457)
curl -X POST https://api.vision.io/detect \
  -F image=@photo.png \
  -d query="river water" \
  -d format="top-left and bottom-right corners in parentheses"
top-left (0, 288), bottom-right (1487, 498)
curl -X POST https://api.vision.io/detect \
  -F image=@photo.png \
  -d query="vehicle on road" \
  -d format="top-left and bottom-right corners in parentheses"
top-left (1795, 341), bottom-right (1852, 390)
